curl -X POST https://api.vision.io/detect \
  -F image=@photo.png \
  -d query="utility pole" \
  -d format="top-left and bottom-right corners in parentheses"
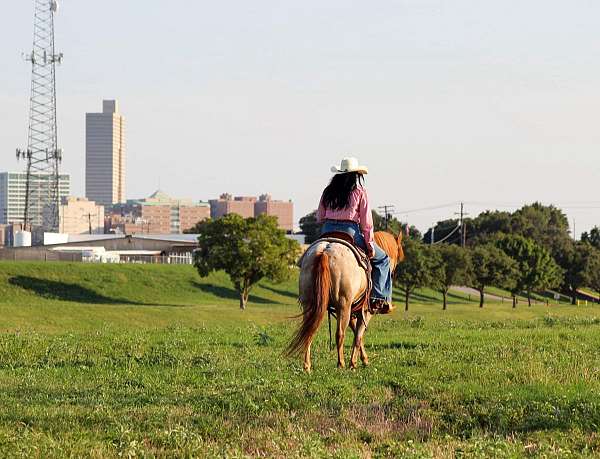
top-left (378, 205), bottom-right (395, 231)
top-left (454, 202), bottom-right (469, 247)
top-left (85, 213), bottom-right (97, 235)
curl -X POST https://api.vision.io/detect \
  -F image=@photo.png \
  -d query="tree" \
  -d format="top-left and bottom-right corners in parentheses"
top-left (193, 214), bottom-right (300, 310)
top-left (431, 244), bottom-right (470, 310)
top-left (510, 203), bottom-right (571, 260)
top-left (581, 227), bottom-right (600, 250)
top-left (494, 234), bottom-right (562, 307)
top-left (468, 244), bottom-right (518, 308)
top-left (466, 204), bottom-right (571, 262)
top-left (562, 241), bottom-right (594, 305)
top-left (395, 240), bottom-right (439, 311)
top-left (299, 211), bottom-right (321, 244)
top-left (585, 247), bottom-right (600, 304)
top-left (468, 211), bottom-right (512, 245)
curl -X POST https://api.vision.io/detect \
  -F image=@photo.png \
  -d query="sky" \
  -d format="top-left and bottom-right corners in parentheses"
top-left (1, 0), bottom-right (599, 237)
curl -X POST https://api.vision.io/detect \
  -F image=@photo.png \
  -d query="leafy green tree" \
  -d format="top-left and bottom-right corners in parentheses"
top-left (431, 244), bottom-right (470, 310)
top-left (494, 234), bottom-right (562, 307)
top-left (562, 241), bottom-right (594, 305)
top-left (468, 244), bottom-right (518, 308)
top-left (193, 214), bottom-right (300, 310)
top-left (395, 240), bottom-right (440, 311)
top-left (299, 211), bottom-right (321, 244)
top-left (511, 203), bottom-right (571, 261)
top-left (581, 227), bottom-right (600, 250)
top-left (468, 210), bottom-right (512, 244)
top-left (585, 247), bottom-right (600, 304)
top-left (465, 204), bottom-right (571, 261)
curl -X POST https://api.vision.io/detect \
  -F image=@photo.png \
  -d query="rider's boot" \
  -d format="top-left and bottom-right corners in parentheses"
top-left (369, 298), bottom-right (394, 314)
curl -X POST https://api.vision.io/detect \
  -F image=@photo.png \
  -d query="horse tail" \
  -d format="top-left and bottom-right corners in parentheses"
top-left (286, 252), bottom-right (331, 357)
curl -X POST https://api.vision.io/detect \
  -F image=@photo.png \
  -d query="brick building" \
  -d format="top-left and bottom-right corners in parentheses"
top-left (209, 193), bottom-right (293, 232)
top-left (209, 194), bottom-right (256, 219)
top-left (106, 190), bottom-right (209, 234)
top-left (254, 194), bottom-right (293, 232)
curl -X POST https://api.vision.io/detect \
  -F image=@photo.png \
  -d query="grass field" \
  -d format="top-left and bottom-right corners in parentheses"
top-left (1, 261), bottom-right (600, 458)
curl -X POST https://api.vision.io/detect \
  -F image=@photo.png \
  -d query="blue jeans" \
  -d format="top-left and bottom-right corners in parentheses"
top-left (321, 221), bottom-right (392, 302)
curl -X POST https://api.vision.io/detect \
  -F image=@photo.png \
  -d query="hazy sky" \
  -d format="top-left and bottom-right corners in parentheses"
top-left (1, 1), bottom-right (599, 236)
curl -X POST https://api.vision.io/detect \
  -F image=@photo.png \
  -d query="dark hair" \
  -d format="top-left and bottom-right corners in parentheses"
top-left (321, 172), bottom-right (364, 211)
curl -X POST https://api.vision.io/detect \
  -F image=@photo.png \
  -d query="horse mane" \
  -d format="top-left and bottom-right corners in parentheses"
top-left (374, 231), bottom-right (404, 271)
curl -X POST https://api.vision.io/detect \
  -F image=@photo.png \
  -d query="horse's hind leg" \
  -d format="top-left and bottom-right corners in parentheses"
top-left (336, 303), bottom-right (351, 369)
top-left (349, 316), bottom-right (360, 369)
top-left (303, 342), bottom-right (312, 373)
top-left (350, 313), bottom-right (371, 368)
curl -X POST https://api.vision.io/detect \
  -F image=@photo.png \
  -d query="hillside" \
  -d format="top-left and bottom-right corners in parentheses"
top-left (1, 262), bottom-right (600, 456)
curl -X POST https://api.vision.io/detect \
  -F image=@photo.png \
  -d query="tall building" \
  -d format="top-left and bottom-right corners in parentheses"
top-left (106, 190), bottom-right (210, 234)
top-left (0, 172), bottom-right (70, 226)
top-left (86, 100), bottom-right (125, 206)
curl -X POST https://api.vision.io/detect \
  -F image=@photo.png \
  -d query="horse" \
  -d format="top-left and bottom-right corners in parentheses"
top-left (286, 230), bottom-right (404, 372)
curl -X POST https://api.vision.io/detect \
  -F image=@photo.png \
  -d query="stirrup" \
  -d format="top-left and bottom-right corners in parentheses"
top-left (369, 299), bottom-right (394, 315)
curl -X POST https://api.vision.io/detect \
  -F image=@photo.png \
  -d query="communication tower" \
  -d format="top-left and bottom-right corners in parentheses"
top-left (16, 0), bottom-right (63, 231)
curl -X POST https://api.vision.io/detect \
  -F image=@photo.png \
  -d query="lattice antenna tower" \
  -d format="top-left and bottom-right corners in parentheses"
top-left (16, 0), bottom-right (63, 231)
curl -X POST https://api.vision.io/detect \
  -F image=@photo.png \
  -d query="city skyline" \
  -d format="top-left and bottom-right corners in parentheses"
top-left (1, 1), bottom-right (599, 236)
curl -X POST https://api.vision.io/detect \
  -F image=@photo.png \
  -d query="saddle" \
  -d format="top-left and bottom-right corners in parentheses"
top-left (299, 232), bottom-right (372, 316)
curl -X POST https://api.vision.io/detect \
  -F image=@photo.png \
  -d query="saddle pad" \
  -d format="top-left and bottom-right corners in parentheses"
top-left (298, 237), bottom-right (370, 271)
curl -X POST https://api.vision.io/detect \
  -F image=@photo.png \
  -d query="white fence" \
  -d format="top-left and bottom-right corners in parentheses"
top-left (82, 253), bottom-right (194, 265)
top-left (118, 253), bottom-right (193, 265)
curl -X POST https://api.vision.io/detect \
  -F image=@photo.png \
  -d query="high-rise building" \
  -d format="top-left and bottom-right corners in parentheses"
top-left (86, 100), bottom-right (125, 206)
top-left (0, 172), bottom-right (70, 226)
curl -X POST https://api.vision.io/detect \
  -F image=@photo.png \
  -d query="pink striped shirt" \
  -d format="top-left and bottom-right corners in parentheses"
top-left (316, 186), bottom-right (375, 253)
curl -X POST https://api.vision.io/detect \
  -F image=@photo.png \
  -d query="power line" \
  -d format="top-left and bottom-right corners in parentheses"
top-left (392, 202), bottom-right (460, 215)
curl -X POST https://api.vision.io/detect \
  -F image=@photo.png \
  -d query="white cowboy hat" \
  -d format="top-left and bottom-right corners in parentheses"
top-left (330, 157), bottom-right (368, 175)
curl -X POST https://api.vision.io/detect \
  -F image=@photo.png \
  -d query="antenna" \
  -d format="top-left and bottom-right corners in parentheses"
top-left (17, 0), bottom-right (64, 231)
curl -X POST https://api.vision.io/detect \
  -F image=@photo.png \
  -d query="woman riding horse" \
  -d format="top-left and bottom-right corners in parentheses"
top-left (287, 158), bottom-right (402, 371)
top-left (317, 157), bottom-right (393, 313)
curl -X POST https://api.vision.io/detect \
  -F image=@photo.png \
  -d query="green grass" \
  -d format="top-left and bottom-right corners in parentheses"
top-left (1, 261), bottom-right (600, 457)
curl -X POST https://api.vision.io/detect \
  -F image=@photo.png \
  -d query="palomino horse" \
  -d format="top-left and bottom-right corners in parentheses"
top-left (287, 231), bottom-right (404, 371)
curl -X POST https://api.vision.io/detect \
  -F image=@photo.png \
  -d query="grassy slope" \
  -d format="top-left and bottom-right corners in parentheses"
top-left (1, 262), bottom-right (600, 457)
